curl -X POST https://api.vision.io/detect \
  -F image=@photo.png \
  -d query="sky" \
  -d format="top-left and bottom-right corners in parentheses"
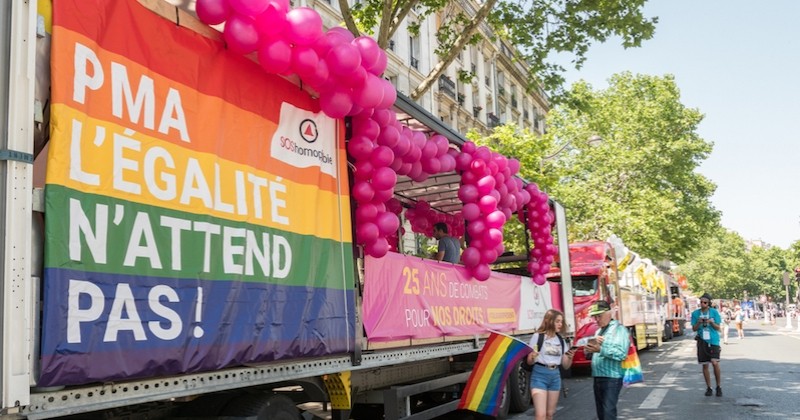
top-left (554, 1), bottom-right (800, 249)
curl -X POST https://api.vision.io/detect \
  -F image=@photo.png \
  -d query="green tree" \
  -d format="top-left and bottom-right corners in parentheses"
top-left (679, 228), bottom-right (749, 299)
top-left (542, 73), bottom-right (720, 263)
top-left (339, 0), bottom-right (657, 99)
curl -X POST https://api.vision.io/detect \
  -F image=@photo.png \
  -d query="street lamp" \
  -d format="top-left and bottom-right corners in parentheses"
top-left (540, 135), bottom-right (603, 172)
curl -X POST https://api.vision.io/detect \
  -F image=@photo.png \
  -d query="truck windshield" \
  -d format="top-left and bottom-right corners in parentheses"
top-left (572, 276), bottom-right (599, 297)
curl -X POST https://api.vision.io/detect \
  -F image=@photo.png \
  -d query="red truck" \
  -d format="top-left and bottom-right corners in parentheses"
top-left (547, 240), bottom-right (670, 368)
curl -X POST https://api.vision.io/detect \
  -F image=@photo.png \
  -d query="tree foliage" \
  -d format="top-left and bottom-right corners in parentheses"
top-left (679, 228), bottom-right (792, 302)
top-left (339, 0), bottom-right (657, 100)
top-left (543, 73), bottom-right (720, 264)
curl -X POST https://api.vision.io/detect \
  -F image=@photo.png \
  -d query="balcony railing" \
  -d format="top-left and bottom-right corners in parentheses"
top-left (511, 97), bottom-right (518, 108)
top-left (487, 113), bottom-right (500, 128)
top-left (457, 93), bottom-right (465, 106)
top-left (410, 57), bottom-right (419, 70)
top-left (471, 63), bottom-right (477, 74)
top-left (438, 75), bottom-right (456, 99)
top-left (388, 40), bottom-right (395, 51)
top-left (497, 86), bottom-right (505, 98)
top-left (473, 106), bottom-right (482, 118)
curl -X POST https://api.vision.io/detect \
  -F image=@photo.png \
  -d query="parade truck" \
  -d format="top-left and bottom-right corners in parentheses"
top-left (547, 237), bottom-right (669, 368)
top-left (0, 1), bottom-right (577, 419)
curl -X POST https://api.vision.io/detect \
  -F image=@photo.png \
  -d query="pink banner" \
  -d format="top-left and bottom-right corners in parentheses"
top-left (363, 253), bottom-right (521, 341)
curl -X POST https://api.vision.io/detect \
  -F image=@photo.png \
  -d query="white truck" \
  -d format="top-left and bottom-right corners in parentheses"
top-left (0, 1), bottom-right (576, 419)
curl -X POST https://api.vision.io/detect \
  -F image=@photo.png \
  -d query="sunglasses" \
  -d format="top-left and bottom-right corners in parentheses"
top-left (700, 300), bottom-right (709, 305)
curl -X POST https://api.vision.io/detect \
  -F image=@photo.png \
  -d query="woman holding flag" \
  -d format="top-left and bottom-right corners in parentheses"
top-left (526, 309), bottom-right (576, 420)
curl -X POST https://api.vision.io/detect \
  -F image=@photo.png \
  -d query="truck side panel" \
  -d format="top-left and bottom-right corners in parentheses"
top-left (40, 0), bottom-right (355, 387)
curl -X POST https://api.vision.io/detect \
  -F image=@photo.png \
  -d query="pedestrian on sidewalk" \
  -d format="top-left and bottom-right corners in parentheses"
top-left (733, 305), bottom-right (745, 339)
top-left (525, 309), bottom-right (576, 420)
top-left (720, 303), bottom-right (732, 345)
top-left (584, 301), bottom-right (629, 420)
top-left (691, 293), bottom-right (723, 397)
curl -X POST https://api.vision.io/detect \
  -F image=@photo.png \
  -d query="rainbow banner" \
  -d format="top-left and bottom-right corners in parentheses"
top-left (458, 332), bottom-right (532, 416)
top-left (40, 0), bottom-right (354, 386)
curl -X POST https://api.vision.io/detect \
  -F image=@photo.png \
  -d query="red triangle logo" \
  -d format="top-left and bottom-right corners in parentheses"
top-left (304, 124), bottom-right (315, 136)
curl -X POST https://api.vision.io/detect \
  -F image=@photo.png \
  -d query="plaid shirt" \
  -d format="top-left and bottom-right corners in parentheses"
top-left (591, 320), bottom-right (630, 378)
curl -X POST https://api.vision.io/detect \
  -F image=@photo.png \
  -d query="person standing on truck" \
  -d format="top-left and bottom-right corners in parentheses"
top-left (691, 293), bottom-right (723, 397)
top-left (525, 309), bottom-right (576, 420)
top-left (433, 222), bottom-right (461, 264)
top-left (672, 294), bottom-right (684, 318)
top-left (584, 301), bottom-right (629, 420)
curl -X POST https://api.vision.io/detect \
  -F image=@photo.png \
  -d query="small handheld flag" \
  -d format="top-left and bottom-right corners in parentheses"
top-left (458, 332), bottom-right (533, 416)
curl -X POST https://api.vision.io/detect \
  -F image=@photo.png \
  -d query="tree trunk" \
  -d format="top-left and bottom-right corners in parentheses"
top-left (409, 0), bottom-right (498, 100)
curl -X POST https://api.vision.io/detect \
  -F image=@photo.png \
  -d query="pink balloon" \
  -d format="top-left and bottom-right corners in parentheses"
top-left (476, 175), bottom-right (496, 195)
top-left (378, 79), bottom-right (397, 109)
top-left (480, 248), bottom-right (498, 264)
top-left (354, 160), bottom-right (375, 181)
top-left (372, 109), bottom-right (394, 127)
top-left (462, 247), bottom-right (480, 268)
top-left (228, 0), bottom-right (269, 16)
top-left (455, 152), bottom-right (473, 171)
top-left (257, 38), bottom-right (292, 74)
top-left (291, 45), bottom-right (319, 77)
top-left (327, 43), bottom-right (362, 76)
top-left (365, 237), bottom-right (390, 258)
top-left (320, 87), bottom-right (353, 118)
top-left (377, 125), bottom-right (400, 148)
top-left (421, 141), bottom-right (438, 160)
top-left (485, 210), bottom-right (506, 228)
top-left (421, 157), bottom-right (441, 174)
top-left (353, 36), bottom-right (381, 70)
top-left (302, 58), bottom-right (331, 91)
top-left (285, 7), bottom-right (323, 45)
top-left (462, 203), bottom-right (481, 221)
top-left (196, 0), bottom-right (231, 25)
top-left (472, 264), bottom-right (491, 281)
top-left (373, 186), bottom-right (393, 203)
top-left (340, 66), bottom-right (369, 88)
top-left (356, 222), bottom-right (379, 243)
top-left (347, 135), bottom-right (374, 161)
top-left (370, 146), bottom-right (395, 168)
top-left (440, 154), bottom-right (456, 172)
top-left (253, 3), bottom-right (287, 37)
top-left (482, 228), bottom-right (503, 247)
top-left (356, 203), bottom-right (379, 223)
top-left (532, 274), bottom-right (547, 286)
top-left (367, 49), bottom-right (388, 76)
top-left (467, 219), bottom-right (487, 238)
top-left (372, 167), bottom-right (398, 191)
top-left (376, 212), bottom-right (400, 235)
top-left (478, 195), bottom-right (498, 214)
top-left (352, 117), bottom-right (380, 140)
top-left (354, 74), bottom-right (385, 109)
top-left (352, 181), bottom-right (375, 203)
top-left (327, 26), bottom-right (355, 43)
top-left (458, 184), bottom-right (480, 203)
top-left (224, 14), bottom-right (260, 54)
top-left (462, 141), bottom-right (477, 154)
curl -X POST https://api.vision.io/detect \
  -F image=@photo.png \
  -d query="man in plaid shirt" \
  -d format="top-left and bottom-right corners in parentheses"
top-left (584, 300), bottom-right (630, 420)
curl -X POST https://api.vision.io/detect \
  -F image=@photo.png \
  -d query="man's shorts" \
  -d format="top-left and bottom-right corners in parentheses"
top-left (696, 338), bottom-right (721, 364)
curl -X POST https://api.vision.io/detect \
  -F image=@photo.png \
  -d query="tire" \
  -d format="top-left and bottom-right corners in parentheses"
top-left (496, 383), bottom-right (511, 419)
top-left (507, 360), bottom-right (531, 413)
top-left (220, 393), bottom-right (300, 420)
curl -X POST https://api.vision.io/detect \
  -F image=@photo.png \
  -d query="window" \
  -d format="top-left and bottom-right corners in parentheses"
top-left (572, 276), bottom-right (599, 297)
top-left (410, 33), bottom-right (420, 70)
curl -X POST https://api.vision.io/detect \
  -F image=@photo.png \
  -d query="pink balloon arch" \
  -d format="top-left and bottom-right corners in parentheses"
top-left (197, 0), bottom-right (556, 281)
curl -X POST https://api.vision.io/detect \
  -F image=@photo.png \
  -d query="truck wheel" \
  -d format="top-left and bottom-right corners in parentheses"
top-left (496, 383), bottom-right (511, 419)
top-left (507, 361), bottom-right (531, 413)
top-left (220, 393), bottom-right (299, 420)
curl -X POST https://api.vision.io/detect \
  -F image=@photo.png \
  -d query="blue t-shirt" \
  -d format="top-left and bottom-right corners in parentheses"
top-left (438, 236), bottom-right (461, 263)
top-left (691, 308), bottom-right (721, 346)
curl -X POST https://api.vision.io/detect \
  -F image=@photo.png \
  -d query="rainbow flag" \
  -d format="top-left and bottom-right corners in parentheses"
top-left (458, 332), bottom-right (533, 416)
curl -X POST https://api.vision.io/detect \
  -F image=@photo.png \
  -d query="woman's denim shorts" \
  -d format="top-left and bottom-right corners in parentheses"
top-left (529, 363), bottom-right (562, 391)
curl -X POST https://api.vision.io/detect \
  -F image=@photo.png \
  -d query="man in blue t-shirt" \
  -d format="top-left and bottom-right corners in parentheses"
top-left (691, 293), bottom-right (723, 397)
top-left (433, 223), bottom-right (460, 264)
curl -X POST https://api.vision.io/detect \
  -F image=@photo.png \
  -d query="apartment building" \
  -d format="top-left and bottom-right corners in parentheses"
top-left (309, 0), bottom-right (550, 136)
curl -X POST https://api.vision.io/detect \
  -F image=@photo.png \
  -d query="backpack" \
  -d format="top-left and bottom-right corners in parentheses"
top-left (522, 332), bottom-right (565, 371)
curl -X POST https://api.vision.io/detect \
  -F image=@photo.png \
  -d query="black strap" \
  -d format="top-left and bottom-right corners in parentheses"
top-left (536, 332), bottom-right (565, 356)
